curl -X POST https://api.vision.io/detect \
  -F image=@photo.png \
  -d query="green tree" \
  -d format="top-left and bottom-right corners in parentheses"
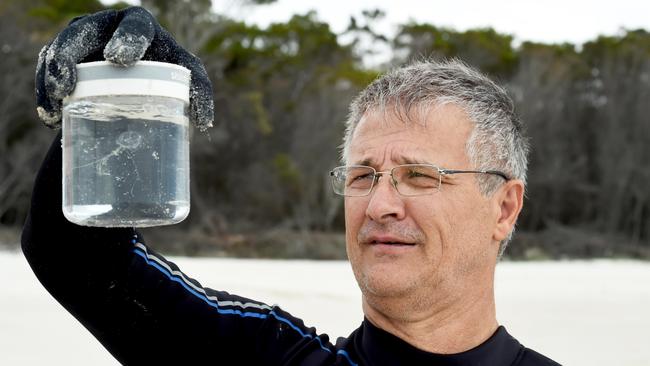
top-left (393, 23), bottom-right (518, 78)
top-left (582, 30), bottom-right (650, 244)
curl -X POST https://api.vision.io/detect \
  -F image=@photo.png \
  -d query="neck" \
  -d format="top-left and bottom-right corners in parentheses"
top-left (362, 284), bottom-right (498, 354)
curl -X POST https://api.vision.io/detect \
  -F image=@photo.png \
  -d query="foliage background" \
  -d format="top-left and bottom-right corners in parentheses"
top-left (1, 0), bottom-right (648, 259)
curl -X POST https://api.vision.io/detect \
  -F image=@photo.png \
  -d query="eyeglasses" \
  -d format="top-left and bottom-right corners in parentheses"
top-left (329, 164), bottom-right (510, 197)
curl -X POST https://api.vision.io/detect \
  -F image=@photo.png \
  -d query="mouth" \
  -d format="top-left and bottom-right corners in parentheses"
top-left (366, 236), bottom-right (416, 247)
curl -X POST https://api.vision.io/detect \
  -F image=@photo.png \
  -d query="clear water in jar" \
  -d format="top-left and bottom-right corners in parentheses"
top-left (62, 96), bottom-right (189, 227)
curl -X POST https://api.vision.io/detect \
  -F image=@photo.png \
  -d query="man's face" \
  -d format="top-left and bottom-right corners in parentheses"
top-left (345, 104), bottom-right (501, 315)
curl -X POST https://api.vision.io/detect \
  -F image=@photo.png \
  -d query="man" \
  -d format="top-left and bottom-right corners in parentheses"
top-left (23, 6), bottom-right (560, 365)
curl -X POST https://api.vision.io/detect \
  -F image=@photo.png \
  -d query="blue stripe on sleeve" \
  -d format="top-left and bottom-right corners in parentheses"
top-left (133, 249), bottom-right (266, 318)
top-left (132, 246), bottom-right (358, 365)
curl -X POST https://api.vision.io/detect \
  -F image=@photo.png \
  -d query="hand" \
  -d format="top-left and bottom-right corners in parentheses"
top-left (35, 6), bottom-right (214, 131)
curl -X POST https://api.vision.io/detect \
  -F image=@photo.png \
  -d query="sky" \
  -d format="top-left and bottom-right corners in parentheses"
top-left (215, 0), bottom-right (650, 65)
top-left (105, 0), bottom-right (650, 65)
top-left (214, 0), bottom-right (650, 45)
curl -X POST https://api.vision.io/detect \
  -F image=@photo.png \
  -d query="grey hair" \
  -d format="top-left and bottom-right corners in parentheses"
top-left (341, 59), bottom-right (529, 258)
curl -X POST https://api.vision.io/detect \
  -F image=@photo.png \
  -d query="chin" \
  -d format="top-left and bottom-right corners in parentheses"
top-left (357, 265), bottom-right (421, 298)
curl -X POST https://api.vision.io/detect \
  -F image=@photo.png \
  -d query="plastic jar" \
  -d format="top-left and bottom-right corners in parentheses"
top-left (62, 61), bottom-right (191, 227)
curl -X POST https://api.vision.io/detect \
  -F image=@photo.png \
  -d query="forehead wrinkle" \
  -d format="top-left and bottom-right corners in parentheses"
top-left (353, 144), bottom-right (393, 168)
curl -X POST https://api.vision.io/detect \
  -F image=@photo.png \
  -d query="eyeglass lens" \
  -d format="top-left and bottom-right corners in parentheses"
top-left (332, 165), bottom-right (442, 196)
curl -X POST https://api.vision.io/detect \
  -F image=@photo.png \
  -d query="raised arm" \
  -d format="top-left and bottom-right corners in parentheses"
top-left (22, 7), bottom-right (336, 364)
top-left (22, 133), bottom-right (333, 364)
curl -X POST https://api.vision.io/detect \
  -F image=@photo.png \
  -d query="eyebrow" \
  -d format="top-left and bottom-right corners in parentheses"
top-left (400, 157), bottom-right (434, 165)
top-left (353, 156), bottom-right (436, 167)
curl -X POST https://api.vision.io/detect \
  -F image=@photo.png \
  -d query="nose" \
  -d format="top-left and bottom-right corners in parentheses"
top-left (365, 174), bottom-right (406, 223)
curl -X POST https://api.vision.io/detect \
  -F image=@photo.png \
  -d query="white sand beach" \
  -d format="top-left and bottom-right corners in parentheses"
top-left (1, 251), bottom-right (648, 365)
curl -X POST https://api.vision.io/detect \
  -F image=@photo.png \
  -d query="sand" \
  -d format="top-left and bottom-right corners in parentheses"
top-left (1, 251), bottom-right (648, 365)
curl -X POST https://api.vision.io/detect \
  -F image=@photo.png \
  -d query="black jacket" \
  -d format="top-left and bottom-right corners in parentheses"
top-left (22, 135), bottom-right (560, 365)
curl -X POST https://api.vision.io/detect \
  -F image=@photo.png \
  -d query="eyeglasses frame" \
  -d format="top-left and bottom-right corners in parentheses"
top-left (329, 164), bottom-right (510, 197)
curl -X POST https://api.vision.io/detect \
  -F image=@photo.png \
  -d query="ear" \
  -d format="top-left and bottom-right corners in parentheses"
top-left (492, 179), bottom-right (525, 242)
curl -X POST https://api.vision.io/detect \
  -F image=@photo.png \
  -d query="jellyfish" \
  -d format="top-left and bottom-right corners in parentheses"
top-left (116, 130), bottom-right (142, 150)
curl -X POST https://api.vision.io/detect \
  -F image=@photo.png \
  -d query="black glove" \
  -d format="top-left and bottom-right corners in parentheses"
top-left (35, 6), bottom-right (214, 131)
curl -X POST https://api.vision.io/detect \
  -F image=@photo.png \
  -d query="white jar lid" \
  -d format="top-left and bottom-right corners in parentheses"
top-left (66, 61), bottom-right (190, 102)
